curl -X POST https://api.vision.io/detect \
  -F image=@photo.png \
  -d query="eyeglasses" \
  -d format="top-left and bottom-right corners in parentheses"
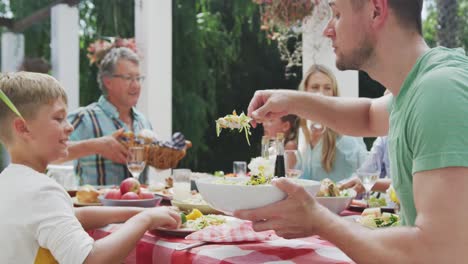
top-left (111, 74), bottom-right (146, 84)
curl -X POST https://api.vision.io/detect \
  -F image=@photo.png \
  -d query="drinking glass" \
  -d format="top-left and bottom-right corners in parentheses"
top-left (284, 150), bottom-right (303, 178)
top-left (127, 146), bottom-right (146, 180)
top-left (356, 151), bottom-right (381, 203)
top-left (172, 169), bottom-right (192, 201)
top-left (233, 161), bottom-right (247, 177)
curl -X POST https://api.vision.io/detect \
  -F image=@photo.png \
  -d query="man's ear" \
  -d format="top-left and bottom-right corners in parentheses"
top-left (13, 118), bottom-right (30, 138)
top-left (102, 76), bottom-right (112, 90)
top-left (370, 0), bottom-right (389, 29)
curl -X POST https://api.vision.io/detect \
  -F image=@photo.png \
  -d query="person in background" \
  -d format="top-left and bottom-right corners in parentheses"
top-left (297, 64), bottom-right (367, 182)
top-left (63, 47), bottom-right (152, 186)
top-left (18, 57), bottom-right (51, 74)
top-left (236, 0), bottom-right (468, 262)
top-left (0, 72), bottom-right (180, 264)
top-left (262, 114), bottom-right (300, 151)
top-left (341, 136), bottom-right (392, 194)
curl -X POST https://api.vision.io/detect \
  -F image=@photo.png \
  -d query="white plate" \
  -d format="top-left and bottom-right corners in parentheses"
top-left (150, 188), bottom-right (173, 200)
top-left (72, 196), bottom-right (102, 206)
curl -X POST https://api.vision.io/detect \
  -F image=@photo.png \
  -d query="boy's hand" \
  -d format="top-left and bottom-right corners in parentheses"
top-left (143, 207), bottom-right (181, 230)
top-left (97, 128), bottom-right (128, 164)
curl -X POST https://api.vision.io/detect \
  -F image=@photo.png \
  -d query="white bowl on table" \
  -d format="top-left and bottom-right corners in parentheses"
top-left (195, 177), bottom-right (321, 215)
top-left (315, 189), bottom-right (357, 214)
top-left (99, 195), bottom-right (162, 208)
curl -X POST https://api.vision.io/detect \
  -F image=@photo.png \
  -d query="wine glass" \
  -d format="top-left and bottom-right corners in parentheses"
top-left (356, 151), bottom-right (381, 204)
top-left (127, 146), bottom-right (147, 180)
top-left (284, 150), bottom-right (303, 178)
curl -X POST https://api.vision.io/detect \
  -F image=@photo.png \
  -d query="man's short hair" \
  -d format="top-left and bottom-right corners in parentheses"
top-left (351, 0), bottom-right (423, 35)
top-left (0, 72), bottom-right (67, 144)
top-left (97, 47), bottom-right (140, 95)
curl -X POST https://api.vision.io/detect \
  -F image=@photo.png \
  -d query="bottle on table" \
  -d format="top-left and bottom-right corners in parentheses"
top-left (274, 132), bottom-right (286, 178)
top-left (261, 136), bottom-right (270, 159)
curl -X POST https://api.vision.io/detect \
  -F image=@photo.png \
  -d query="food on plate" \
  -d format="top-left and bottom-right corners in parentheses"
top-left (316, 178), bottom-right (349, 197)
top-left (118, 130), bottom-right (192, 169)
top-left (359, 208), bottom-right (400, 228)
top-left (102, 178), bottom-right (155, 200)
top-left (180, 209), bottom-right (226, 230)
top-left (216, 110), bottom-right (252, 146)
top-left (165, 177), bottom-right (174, 188)
top-left (76, 185), bottom-right (100, 203)
top-left (368, 196), bottom-right (387, 208)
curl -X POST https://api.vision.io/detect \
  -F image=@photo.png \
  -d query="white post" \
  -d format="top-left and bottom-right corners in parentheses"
top-left (1, 32), bottom-right (25, 168)
top-left (135, 0), bottom-right (173, 184)
top-left (51, 4), bottom-right (80, 112)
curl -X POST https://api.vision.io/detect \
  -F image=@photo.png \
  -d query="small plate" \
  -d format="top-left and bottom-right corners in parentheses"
top-left (348, 199), bottom-right (395, 213)
top-left (152, 215), bottom-right (240, 237)
top-left (72, 197), bottom-right (102, 206)
top-left (150, 188), bottom-right (173, 200)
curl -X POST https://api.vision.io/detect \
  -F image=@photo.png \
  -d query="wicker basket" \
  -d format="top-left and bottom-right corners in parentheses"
top-left (119, 131), bottom-right (192, 170)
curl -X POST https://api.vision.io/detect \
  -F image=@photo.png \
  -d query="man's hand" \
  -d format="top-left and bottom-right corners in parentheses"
top-left (234, 178), bottom-right (330, 238)
top-left (247, 90), bottom-right (297, 128)
top-left (96, 128), bottom-right (128, 164)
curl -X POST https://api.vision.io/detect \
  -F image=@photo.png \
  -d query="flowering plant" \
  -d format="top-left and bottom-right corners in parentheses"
top-left (86, 38), bottom-right (138, 66)
top-left (247, 157), bottom-right (275, 185)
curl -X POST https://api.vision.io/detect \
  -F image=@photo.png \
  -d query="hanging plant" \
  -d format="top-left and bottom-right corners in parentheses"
top-left (253, 0), bottom-right (318, 76)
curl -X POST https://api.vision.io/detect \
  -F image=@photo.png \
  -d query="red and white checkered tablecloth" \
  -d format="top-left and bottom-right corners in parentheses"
top-left (88, 222), bottom-right (355, 264)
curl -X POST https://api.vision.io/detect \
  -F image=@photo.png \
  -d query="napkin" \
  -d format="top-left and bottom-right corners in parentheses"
top-left (185, 220), bottom-right (279, 242)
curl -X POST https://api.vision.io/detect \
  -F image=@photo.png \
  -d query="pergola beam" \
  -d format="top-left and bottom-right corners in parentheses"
top-left (0, 0), bottom-right (79, 33)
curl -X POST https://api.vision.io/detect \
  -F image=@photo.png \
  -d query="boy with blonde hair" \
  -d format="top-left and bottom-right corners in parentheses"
top-left (0, 72), bottom-right (181, 263)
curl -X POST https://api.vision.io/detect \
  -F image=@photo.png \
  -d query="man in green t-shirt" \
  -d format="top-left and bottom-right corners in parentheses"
top-left (235, 0), bottom-right (468, 262)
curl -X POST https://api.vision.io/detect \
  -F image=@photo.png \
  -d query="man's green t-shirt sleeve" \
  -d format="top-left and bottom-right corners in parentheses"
top-left (409, 67), bottom-right (468, 174)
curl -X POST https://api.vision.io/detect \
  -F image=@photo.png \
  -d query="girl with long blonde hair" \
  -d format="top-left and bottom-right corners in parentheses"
top-left (297, 64), bottom-right (366, 182)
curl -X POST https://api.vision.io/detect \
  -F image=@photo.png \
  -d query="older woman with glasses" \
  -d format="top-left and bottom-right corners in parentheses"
top-left (63, 47), bottom-right (152, 186)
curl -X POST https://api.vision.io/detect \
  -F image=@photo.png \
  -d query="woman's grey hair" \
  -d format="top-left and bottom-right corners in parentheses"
top-left (97, 47), bottom-right (140, 95)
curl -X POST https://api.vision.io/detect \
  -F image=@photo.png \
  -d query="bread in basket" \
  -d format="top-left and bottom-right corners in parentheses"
top-left (118, 130), bottom-right (192, 170)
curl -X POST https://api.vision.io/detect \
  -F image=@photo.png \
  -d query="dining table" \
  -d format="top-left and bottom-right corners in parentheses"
top-left (87, 208), bottom-right (359, 264)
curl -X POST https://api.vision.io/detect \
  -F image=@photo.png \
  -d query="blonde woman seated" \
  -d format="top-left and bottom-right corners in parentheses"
top-left (297, 64), bottom-right (367, 182)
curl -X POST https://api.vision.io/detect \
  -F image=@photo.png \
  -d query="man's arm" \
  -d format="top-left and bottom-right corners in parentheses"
top-left (248, 90), bottom-right (391, 137)
top-left (319, 167), bottom-right (468, 263)
top-left (236, 167), bottom-right (468, 263)
top-left (54, 129), bottom-right (128, 164)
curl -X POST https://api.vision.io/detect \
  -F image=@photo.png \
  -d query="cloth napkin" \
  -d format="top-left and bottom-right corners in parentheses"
top-left (185, 220), bottom-right (279, 243)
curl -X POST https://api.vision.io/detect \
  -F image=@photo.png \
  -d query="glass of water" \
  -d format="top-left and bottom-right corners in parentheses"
top-left (127, 146), bottom-right (146, 180)
top-left (356, 151), bottom-right (381, 203)
top-left (172, 169), bottom-right (192, 201)
top-left (233, 161), bottom-right (247, 177)
top-left (284, 150), bottom-right (303, 178)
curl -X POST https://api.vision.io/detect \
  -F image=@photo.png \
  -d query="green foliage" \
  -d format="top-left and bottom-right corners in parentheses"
top-left (9, 0), bottom-right (51, 58)
top-left (423, 0), bottom-right (468, 50)
top-left (173, 0), bottom-right (301, 173)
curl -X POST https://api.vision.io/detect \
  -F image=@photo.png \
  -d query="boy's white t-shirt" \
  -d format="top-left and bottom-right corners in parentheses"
top-left (0, 164), bottom-right (93, 264)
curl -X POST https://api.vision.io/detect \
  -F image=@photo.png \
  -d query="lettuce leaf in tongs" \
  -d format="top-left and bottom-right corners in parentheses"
top-left (215, 110), bottom-right (252, 146)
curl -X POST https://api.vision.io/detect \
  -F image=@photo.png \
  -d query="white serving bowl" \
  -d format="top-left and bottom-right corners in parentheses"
top-left (315, 189), bottom-right (357, 214)
top-left (195, 177), bottom-right (320, 215)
